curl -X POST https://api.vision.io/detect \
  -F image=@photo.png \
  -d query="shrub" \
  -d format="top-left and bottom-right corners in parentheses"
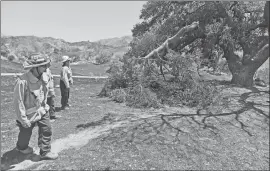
top-left (99, 60), bottom-right (128, 97)
top-left (95, 51), bottom-right (112, 64)
top-left (125, 85), bottom-right (161, 108)
top-left (100, 51), bottom-right (218, 108)
top-left (154, 77), bottom-right (217, 107)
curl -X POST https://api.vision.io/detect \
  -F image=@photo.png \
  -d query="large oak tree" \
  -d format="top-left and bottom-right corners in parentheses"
top-left (130, 1), bottom-right (269, 87)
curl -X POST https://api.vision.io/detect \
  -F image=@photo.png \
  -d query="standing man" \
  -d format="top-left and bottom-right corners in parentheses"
top-left (42, 64), bottom-right (57, 120)
top-left (13, 53), bottom-right (58, 160)
top-left (60, 55), bottom-right (73, 110)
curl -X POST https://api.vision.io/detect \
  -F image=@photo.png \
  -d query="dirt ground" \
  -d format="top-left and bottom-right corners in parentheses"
top-left (1, 76), bottom-right (269, 170)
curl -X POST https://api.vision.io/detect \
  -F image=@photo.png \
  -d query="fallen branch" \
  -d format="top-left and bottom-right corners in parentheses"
top-left (142, 21), bottom-right (200, 60)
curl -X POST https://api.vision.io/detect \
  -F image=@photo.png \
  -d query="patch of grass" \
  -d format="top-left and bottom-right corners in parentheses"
top-left (50, 62), bottom-right (109, 76)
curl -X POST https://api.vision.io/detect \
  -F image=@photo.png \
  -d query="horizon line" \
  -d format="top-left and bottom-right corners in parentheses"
top-left (1, 33), bottom-right (132, 43)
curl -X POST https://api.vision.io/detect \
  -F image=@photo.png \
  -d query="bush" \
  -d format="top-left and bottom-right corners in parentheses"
top-left (125, 85), bottom-right (161, 108)
top-left (109, 86), bottom-right (161, 108)
top-left (99, 60), bottom-right (128, 97)
top-left (95, 51), bottom-right (112, 64)
top-left (154, 77), bottom-right (217, 107)
top-left (100, 50), bottom-right (218, 108)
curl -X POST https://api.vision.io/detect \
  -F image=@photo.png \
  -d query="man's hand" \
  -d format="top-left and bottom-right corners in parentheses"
top-left (44, 104), bottom-right (50, 112)
top-left (21, 120), bottom-right (31, 128)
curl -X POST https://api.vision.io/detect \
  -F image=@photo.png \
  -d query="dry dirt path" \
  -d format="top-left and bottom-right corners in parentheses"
top-left (1, 76), bottom-right (269, 170)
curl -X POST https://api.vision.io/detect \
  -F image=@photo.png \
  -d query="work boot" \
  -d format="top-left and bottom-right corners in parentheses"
top-left (16, 146), bottom-right (33, 154)
top-left (50, 115), bottom-right (61, 120)
top-left (61, 106), bottom-right (69, 110)
top-left (40, 152), bottom-right (58, 160)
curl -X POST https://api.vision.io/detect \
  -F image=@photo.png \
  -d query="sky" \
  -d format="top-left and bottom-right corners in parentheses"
top-left (1, 1), bottom-right (145, 42)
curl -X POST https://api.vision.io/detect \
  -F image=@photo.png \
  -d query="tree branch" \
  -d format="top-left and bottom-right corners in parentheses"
top-left (142, 21), bottom-right (201, 60)
top-left (244, 2), bottom-right (269, 35)
top-left (202, 19), bottom-right (227, 59)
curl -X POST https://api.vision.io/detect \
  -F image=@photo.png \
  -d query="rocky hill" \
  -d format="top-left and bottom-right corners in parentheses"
top-left (0, 35), bottom-right (132, 64)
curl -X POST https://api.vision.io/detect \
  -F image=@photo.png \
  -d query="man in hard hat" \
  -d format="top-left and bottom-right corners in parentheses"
top-left (13, 53), bottom-right (58, 160)
top-left (60, 55), bottom-right (73, 110)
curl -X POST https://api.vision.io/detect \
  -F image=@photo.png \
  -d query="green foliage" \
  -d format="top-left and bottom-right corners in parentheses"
top-left (104, 51), bottom-right (218, 108)
top-left (133, 1), bottom-right (267, 67)
top-left (152, 52), bottom-right (217, 108)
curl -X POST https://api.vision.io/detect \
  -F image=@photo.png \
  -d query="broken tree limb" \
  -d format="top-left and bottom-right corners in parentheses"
top-left (142, 21), bottom-right (200, 60)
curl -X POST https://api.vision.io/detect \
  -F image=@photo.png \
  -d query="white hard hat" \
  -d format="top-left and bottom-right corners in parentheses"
top-left (62, 56), bottom-right (70, 63)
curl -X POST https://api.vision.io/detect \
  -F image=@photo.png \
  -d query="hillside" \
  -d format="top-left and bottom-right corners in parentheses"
top-left (0, 35), bottom-right (131, 64)
top-left (97, 36), bottom-right (132, 47)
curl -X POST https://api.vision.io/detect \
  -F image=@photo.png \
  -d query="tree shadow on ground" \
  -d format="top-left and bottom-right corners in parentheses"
top-left (160, 86), bottom-right (269, 136)
top-left (76, 85), bottom-right (269, 137)
top-left (74, 86), bottom-right (269, 169)
top-left (76, 112), bottom-right (116, 129)
top-left (1, 148), bottom-right (40, 171)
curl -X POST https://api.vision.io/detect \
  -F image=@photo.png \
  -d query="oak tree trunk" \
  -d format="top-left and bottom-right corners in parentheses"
top-left (230, 66), bottom-right (256, 87)
top-left (228, 44), bottom-right (269, 87)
